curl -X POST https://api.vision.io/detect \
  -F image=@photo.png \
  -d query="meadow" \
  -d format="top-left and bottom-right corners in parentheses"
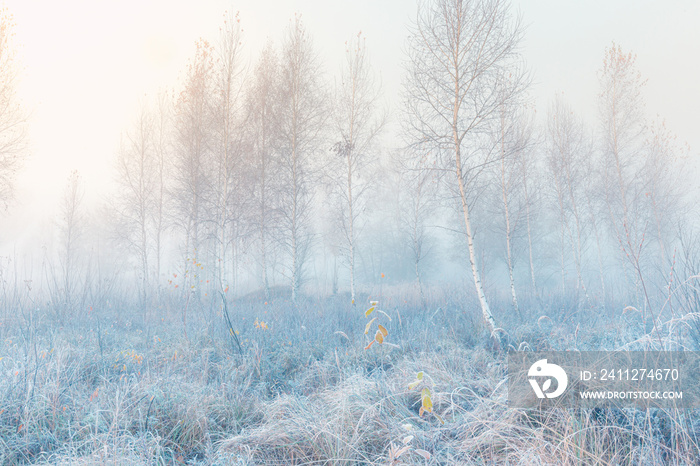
top-left (1, 285), bottom-right (698, 465)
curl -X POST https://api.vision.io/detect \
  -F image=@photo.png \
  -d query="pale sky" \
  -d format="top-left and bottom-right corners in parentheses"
top-left (2, 0), bottom-right (698, 247)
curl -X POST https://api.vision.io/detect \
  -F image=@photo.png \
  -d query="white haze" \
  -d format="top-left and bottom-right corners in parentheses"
top-left (2, 0), bottom-right (698, 252)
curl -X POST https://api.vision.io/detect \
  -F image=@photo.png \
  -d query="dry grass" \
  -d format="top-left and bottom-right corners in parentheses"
top-left (0, 295), bottom-right (698, 465)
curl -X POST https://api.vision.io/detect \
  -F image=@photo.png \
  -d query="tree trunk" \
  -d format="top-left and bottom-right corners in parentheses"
top-left (291, 134), bottom-right (299, 307)
top-left (347, 148), bottom-right (355, 305)
top-left (500, 120), bottom-right (521, 321)
top-left (523, 176), bottom-right (537, 294)
top-left (455, 145), bottom-right (497, 336)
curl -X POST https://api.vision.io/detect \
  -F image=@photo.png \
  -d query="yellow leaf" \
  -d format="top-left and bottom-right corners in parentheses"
top-left (374, 329), bottom-right (384, 344)
top-left (408, 379), bottom-right (421, 390)
top-left (422, 394), bottom-right (433, 413)
top-left (417, 371), bottom-right (423, 380)
top-left (365, 306), bottom-right (375, 317)
top-left (364, 317), bottom-right (377, 335)
top-left (378, 324), bottom-right (388, 337)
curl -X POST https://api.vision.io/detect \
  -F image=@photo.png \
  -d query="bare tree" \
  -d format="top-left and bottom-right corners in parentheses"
top-left (331, 32), bottom-right (385, 305)
top-left (210, 11), bottom-right (247, 296)
top-left (153, 91), bottom-right (172, 292)
top-left (641, 120), bottom-right (689, 313)
top-left (278, 16), bottom-right (327, 306)
top-left (0, 9), bottom-right (27, 209)
top-left (493, 94), bottom-right (533, 321)
top-left (113, 105), bottom-right (156, 308)
top-left (403, 0), bottom-right (525, 338)
top-left (58, 170), bottom-right (85, 312)
top-left (599, 43), bottom-right (653, 318)
top-left (248, 42), bottom-right (281, 300)
top-left (397, 151), bottom-right (439, 309)
top-left (546, 95), bottom-right (592, 308)
top-left (172, 40), bottom-right (215, 294)
top-left (518, 124), bottom-right (541, 296)
top-left (583, 153), bottom-right (609, 311)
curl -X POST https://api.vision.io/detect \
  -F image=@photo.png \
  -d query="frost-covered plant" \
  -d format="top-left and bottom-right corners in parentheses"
top-left (387, 434), bottom-right (431, 465)
top-left (363, 300), bottom-right (392, 350)
top-left (408, 371), bottom-right (443, 424)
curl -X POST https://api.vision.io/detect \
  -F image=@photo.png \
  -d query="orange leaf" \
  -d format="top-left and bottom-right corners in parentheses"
top-left (378, 324), bottom-right (388, 337)
top-left (374, 329), bottom-right (384, 344)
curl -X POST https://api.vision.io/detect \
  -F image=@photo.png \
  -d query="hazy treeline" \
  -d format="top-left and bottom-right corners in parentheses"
top-left (1, 1), bottom-right (698, 335)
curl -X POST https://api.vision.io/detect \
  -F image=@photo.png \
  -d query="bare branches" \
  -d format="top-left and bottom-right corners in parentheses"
top-left (329, 32), bottom-right (386, 304)
top-left (0, 8), bottom-right (27, 209)
top-left (277, 16), bottom-right (328, 305)
top-left (404, 0), bottom-right (525, 338)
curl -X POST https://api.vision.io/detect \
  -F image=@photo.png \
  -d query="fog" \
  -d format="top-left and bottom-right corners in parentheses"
top-left (0, 0), bottom-right (699, 463)
top-left (2, 0), bottom-right (699, 301)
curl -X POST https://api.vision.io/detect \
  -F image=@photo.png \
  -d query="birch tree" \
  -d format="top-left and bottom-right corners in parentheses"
top-left (403, 0), bottom-right (525, 338)
top-left (331, 32), bottom-right (384, 305)
top-left (397, 151), bottom-right (439, 310)
top-left (642, 120), bottom-right (688, 307)
top-left (518, 126), bottom-right (540, 296)
top-left (153, 91), bottom-right (172, 290)
top-left (278, 16), bottom-right (326, 306)
top-left (248, 42), bottom-right (281, 300)
top-left (173, 40), bottom-right (215, 294)
top-left (599, 44), bottom-right (652, 315)
top-left (494, 97), bottom-right (532, 320)
top-left (58, 170), bottom-right (85, 311)
top-left (546, 95), bottom-right (592, 307)
top-left (211, 12), bottom-right (246, 295)
top-left (114, 106), bottom-right (156, 307)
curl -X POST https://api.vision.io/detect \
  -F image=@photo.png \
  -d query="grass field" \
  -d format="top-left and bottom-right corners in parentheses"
top-left (1, 287), bottom-right (699, 465)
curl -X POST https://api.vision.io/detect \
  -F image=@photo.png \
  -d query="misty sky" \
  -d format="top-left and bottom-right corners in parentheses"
top-left (2, 0), bottom-right (698, 248)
